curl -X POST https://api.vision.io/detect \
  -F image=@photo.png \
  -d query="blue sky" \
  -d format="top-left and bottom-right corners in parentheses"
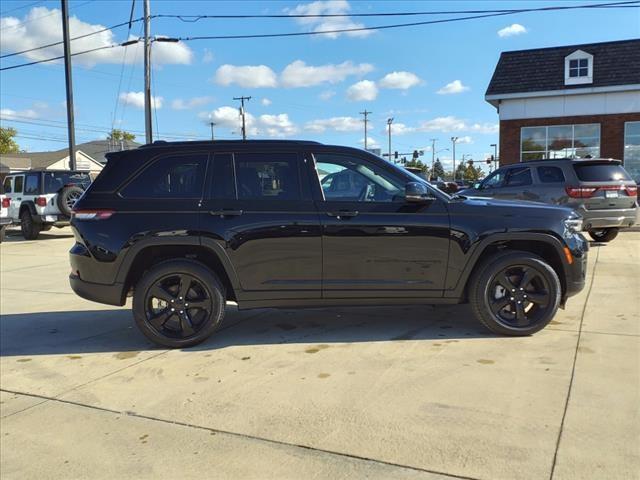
top-left (1, 0), bottom-right (639, 171)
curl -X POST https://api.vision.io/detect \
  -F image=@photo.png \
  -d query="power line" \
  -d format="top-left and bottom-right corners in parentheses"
top-left (0, 0), bottom-right (93, 32)
top-left (0, 1), bottom-right (45, 16)
top-left (0, 18), bottom-right (144, 59)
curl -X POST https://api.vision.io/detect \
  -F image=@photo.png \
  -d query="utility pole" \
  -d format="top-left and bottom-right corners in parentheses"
top-left (233, 96), bottom-right (251, 140)
top-left (360, 110), bottom-right (371, 150)
top-left (143, 0), bottom-right (153, 144)
top-left (451, 136), bottom-right (459, 180)
top-left (387, 118), bottom-right (394, 162)
top-left (61, 0), bottom-right (76, 170)
top-left (210, 122), bottom-right (216, 141)
top-left (430, 138), bottom-right (437, 180)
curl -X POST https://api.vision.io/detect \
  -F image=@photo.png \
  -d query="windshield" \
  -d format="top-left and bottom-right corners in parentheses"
top-left (43, 172), bottom-right (91, 193)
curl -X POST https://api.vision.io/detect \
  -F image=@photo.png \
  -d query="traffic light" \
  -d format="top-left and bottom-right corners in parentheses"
top-left (394, 151), bottom-right (398, 160)
top-left (413, 150), bottom-right (419, 160)
top-left (486, 158), bottom-right (492, 164)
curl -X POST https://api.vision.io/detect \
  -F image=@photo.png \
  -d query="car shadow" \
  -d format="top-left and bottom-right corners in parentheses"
top-left (0, 304), bottom-right (499, 357)
top-left (2, 228), bottom-right (74, 242)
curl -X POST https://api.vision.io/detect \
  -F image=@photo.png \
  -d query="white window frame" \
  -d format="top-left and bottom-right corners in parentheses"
top-left (623, 121), bottom-right (640, 183)
top-left (564, 50), bottom-right (593, 86)
top-left (520, 123), bottom-right (601, 161)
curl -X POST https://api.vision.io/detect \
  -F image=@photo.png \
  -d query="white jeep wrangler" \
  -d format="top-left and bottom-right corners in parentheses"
top-left (2, 170), bottom-right (91, 240)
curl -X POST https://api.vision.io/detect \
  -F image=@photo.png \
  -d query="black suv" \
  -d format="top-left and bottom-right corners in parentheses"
top-left (69, 141), bottom-right (588, 348)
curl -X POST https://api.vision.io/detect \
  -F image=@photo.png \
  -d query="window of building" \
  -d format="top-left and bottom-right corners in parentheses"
top-left (537, 166), bottom-right (565, 183)
top-left (235, 153), bottom-right (300, 201)
top-left (121, 153), bottom-right (207, 198)
top-left (564, 50), bottom-right (593, 85)
top-left (521, 124), bottom-right (600, 161)
top-left (624, 121), bottom-right (640, 183)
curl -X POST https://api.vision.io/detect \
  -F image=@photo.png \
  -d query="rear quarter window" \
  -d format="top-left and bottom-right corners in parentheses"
top-left (573, 163), bottom-right (631, 182)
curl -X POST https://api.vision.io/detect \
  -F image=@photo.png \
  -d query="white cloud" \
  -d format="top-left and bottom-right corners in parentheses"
top-left (346, 80), bottom-right (378, 101)
top-left (497, 23), bottom-right (527, 38)
top-left (0, 7), bottom-right (192, 66)
top-left (416, 116), bottom-right (497, 134)
top-left (305, 116), bottom-right (361, 132)
top-left (286, 0), bottom-right (372, 39)
top-left (319, 90), bottom-right (336, 100)
top-left (379, 71), bottom-right (421, 90)
top-left (359, 136), bottom-right (379, 148)
top-left (455, 136), bottom-right (473, 144)
top-left (214, 64), bottom-right (278, 88)
top-left (469, 123), bottom-right (499, 134)
top-left (280, 60), bottom-right (373, 87)
top-left (0, 107), bottom-right (41, 119)
top-left (199, 106), bottom-right (298, 138)
top-left (437, 80), bottom-right (470, 95)
top-left (385, 122), bottom-right (415, 135)
top-left (171, 96), bottom-right (213, 110)
top-left (261, 98), bottom-right (272, 106)
top-left (202, 48), bottom-right (214, 64)
top-left (119, 91), bottom-right (163, 110)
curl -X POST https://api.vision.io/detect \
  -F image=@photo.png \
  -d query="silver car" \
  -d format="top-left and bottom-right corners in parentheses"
top-left (459, 158), bottom-right (638, 242)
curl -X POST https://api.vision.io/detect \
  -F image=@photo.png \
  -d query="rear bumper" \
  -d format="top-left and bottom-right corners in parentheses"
top-left (34, 213), bottom-right (70, 225)
top-left (578, 207), bottom-right (637, 230)
top-left (69, 274), bottom-right (126, 306)
top-left (0, 217), bottom-right (11, 226)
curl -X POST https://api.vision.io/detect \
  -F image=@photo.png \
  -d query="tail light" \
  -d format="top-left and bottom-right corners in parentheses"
top-left (1, 198), bottom-right (9, 208)
top-left (565, 187), bottom-right (597, 198)
top-left (72, 209), bottom-right (115, 220)
top-left (35, 197), bottom-right (48, 207)
top-left (625, 185), bottom-right (638, 196)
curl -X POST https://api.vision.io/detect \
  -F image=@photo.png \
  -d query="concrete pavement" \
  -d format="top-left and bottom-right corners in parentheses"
top-left (1, 227), bottom-right (638, 479)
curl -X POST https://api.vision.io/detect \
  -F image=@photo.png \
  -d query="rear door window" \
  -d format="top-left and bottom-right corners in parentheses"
top-left (24, 174), bottom-right (40, 194)
top-left (537, 166), bottom-right (565, 183)
top-left (210, 153), bottom-right (236, 199)
top-left (504, 167), bottom-right (532, 187)
top-left (3, 177), bottom-right (12, 194)
top-left (234, 153), bottom-right (300, 201)
top-left (13, 176), bottom-right (24, 193)
top-left (121, 153), bottom-right (207, 198)
top-left (573, 163), bottom-right (632, 182)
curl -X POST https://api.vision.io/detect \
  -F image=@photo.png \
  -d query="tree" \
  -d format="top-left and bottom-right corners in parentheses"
top-left (107, 129), bottom-right (136, 143)
top-left (464, 165), bottom-right (486, 182)
top-left (432, 159), bottom-right (445, 180)
top-left (454, 162), bottom-right (467, 180)
top-left (405, 159), bottom-right (426, 172)
top-left (0, 127), bottom-right (20, 154)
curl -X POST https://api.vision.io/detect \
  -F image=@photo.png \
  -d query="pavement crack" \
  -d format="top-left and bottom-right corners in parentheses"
top-left (0, 388), bottom-right (480, 480)
top-left (549, 245), bottom-right (600, 480)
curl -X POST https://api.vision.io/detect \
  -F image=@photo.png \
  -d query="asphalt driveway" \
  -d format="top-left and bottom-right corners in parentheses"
top-left (1, 228), bottom-right (638, 479)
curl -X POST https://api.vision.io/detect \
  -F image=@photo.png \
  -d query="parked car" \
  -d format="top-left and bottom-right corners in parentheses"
top-left (69, 140), bottom-right (588, 348)
top-left (0, 181), bottom-right (10, 242)
top-left (459, 159), bottom-right (638, 242)
top-left (2, 170), bottom-right (91, 240)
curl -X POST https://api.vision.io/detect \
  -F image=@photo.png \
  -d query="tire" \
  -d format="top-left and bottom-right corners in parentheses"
top-left (132, 259), bottom-right (226, 348)
top-left (469, 250), bottom-right (561, 336)
top-left (588, 228), bottom-right (619, 242)
top-left (0, 226), bottom-right (5, 243)
top-left (57, 185), bottom-right (84, 216)
top-left (41, 224), bottom-right (53, 232)
top-left (20, 210), bottom-right (41, 240)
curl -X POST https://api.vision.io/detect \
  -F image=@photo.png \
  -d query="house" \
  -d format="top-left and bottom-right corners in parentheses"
top-left (74, 139), bottom-right (141, 164)
top-left (485, 39), bottom-right (640, 181)
top-left (0, 148), bottom-right (104, 178)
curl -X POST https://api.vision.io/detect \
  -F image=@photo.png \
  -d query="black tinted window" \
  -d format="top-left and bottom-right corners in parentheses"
top-left (235, 153), bottom-right (300, 200)
top-left (121, 154), bottom-right (207, 198)
top-left (43, 172), bottom-right (90, 193)
top-left (537, 166), bottom-right (565, 183)
top-left (573, 163), bottom-right (631, 182)
top-left (3, 177), bottom-right (11, 193)
top-left (210, 154), bottom-right (236, 199)
top-left (14, 176), bottom-right (23, 193)
top-left (25, 174), bottom-right (40, 194)
top-left (505, 167), bottom-right (532, 187)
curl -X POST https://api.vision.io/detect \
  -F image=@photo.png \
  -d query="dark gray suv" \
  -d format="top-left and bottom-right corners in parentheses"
top-left (460, 159), bottom-right (638, 242)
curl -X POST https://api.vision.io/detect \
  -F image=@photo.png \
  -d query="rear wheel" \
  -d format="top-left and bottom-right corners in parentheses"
top-left (588, 228), bottom-right (618, 242)
top-left (20, 210), bottom-right (41, 240)
top-left (469, 251), bottom-right (561, 336)
top-left (133, 259), bottom-right (226, 348)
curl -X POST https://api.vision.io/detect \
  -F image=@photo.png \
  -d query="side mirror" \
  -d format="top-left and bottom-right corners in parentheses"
top-left (405, 182), bottom-right (434, 203)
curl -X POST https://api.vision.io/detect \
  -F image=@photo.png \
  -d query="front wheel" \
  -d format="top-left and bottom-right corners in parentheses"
top-left (20, 210), bottom-right (41, 240)
top-left (588, 228), bottom-right (618, 242)
top-left (469, 251), bottom-right (561, 336)
top-left (132, 259), bottom-right (226, 348)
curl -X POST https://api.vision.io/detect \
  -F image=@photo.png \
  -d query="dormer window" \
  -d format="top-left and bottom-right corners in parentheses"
top-left (565, 50), bottom-right (593, 85)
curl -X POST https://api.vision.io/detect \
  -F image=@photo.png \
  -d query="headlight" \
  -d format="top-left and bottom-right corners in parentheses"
top-left (563, 217), bottom-right (583, 237)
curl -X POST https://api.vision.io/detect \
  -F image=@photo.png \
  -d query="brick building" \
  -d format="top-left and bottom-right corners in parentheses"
top-left (485, 39), bottom-right (640, 182)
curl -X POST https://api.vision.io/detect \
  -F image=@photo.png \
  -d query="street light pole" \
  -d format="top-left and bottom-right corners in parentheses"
top-left (490, 143), bottom-right (498, 169)
top-left (387, 118), bottom-right (394, 162)
top-left (360, 110), bottom-right (371, 150)
top-left (210, 122), bottom-right (216, 141)
top-left (430, 138), bottom-right (437, 180)
top-left (451, 136), bottom-right (458, 180)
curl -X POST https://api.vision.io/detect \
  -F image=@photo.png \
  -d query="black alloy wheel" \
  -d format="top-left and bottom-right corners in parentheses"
top-left (469, 251), bottom-right (561, 336)
top-left (133, 260), bottom-right (226, 348)
top-left (588, 228), bottom-right (619, 243)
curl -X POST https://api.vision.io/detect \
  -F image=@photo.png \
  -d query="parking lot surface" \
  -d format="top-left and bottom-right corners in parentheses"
top-left (1, 227), bottom-right (638, 480)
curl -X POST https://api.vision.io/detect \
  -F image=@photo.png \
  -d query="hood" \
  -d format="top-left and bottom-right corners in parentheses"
top-left (453, 195), bottom-right (578, 221)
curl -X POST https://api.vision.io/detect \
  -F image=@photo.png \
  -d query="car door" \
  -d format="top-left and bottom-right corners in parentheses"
top-left (199, 150), bottom-right (322, 300)
top-left (8, 175), bottom-right (24, 220)
top-left (474, 169), bottom-right (505, 197)
top-left (534, 165), bottom-right (567, 204)
top-left (492, 167), bottom-right (534, 201)
top-left (308, 150), bottom-right (450, 298)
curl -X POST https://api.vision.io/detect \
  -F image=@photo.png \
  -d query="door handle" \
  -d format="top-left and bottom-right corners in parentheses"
top-left (326, 210), bottom-right (359, 219)
top-left (209, 209), bottom-right (243, 217)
